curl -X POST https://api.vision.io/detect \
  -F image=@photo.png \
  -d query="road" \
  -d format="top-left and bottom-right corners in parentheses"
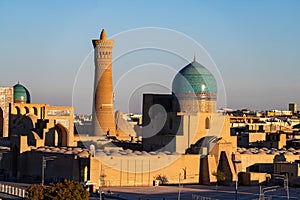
top-left (0, 180), bottom-right (299, 200)
top-left (89, 185), bottom-right (300, 200)
top-left (0, 193), bottom-right (23, 200)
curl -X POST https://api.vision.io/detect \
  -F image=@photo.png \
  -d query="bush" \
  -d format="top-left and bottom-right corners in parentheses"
top-left (154, 174), bottom-right (168, 185)
top-left (26, 179), bottom-right (89, 200)
top-left (212, 170), bottom-right (226, 185)
top-left (26, 184), bottom-right (45, 200)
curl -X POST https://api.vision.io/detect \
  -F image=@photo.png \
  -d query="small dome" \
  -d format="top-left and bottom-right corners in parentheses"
top-left (13, 83), bottom-right (31, 103)
top-left (172, 60), bottom-right (217, 98)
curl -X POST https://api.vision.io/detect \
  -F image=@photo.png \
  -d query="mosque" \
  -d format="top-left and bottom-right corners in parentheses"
top-left (142, 56), bottom-right (235, 154)
top-left (75, 29), bottom-right (300, 187)
top-left (0, 29), bottom-right (238, 186)
top-left (87, 29), bottom-right (238, 186)
top-left (0, 29), bottom-right (298, 187)
top-left (0, 82), bottom-right (75, 147)
top-left (0, 82), bottom-right (79, 179)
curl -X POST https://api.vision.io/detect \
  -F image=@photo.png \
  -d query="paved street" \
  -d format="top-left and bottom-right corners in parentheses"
top-left (0, 180), bottom-right (299, 200)
top-left (0, 193), bottom-right (23, 200)
top-left (90, 185), bottom-right (300, 200)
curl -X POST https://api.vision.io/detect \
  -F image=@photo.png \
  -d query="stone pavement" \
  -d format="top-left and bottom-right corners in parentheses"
top-left (0, 192), bottom-right (23, 200)
top-left (89, 185), bottom-right (300, 200)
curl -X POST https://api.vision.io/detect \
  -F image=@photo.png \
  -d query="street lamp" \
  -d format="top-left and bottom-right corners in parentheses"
top-left (41, 155), bottom-right (56, 186)
top-left (233, 160), bottom-right (241, 200)
top-left (178, 171), bottom-right (183, 200)
top-left (99, 164), bottom-right (108, 200)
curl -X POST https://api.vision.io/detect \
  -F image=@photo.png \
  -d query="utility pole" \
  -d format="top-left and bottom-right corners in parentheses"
top-left (286, 175), bottom-right (289, 200)
top-left (233, 160), bottom-right (241, 200)
top-left (41, 156), bottom-right (46, 186)
top-left (259, 185), bottom-right (263, 200)
top-left (178, 172), bottom-right (181, 200)
top-left (99, 164), bottom-right (103, 200)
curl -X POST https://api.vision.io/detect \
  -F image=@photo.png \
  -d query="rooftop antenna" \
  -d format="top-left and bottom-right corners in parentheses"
top-left (194, 52), bottom-right (196, 62)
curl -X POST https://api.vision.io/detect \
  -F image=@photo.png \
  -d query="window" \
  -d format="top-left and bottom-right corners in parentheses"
top-left (205, 117), bottom-right (210, 129)
top-left (24, 107), bottom-right (29, 114)
top-left (15, 106), bottom-right (21, 115)
top-left (33, 107), bottom-right (38, 115)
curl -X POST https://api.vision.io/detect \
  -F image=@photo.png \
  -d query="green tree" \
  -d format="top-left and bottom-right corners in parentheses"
top-left (26, 184), bottom-right (46, 200)
top-left (26, 179), bottom-right (89, 200)
top-left (154, 174), bottom-right (168, 185)
top-left (212, 170), bottom-right (226, 185)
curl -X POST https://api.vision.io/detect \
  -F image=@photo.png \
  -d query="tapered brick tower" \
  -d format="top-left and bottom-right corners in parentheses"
top-left (92, 29), bottom-right (116, 136)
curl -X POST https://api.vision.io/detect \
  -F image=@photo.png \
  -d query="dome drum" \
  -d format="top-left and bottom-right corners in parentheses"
top-left (175, 92), bottom-right (217, 100)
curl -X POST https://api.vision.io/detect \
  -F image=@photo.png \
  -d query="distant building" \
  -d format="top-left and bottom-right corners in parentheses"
top-left (274, 159), bottom-right (300, 185)
top-left (289, 103), bottom-right (297, 115)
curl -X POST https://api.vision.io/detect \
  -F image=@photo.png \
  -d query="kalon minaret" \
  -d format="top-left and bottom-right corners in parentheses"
top-left (92, 29), bottom-right (116, 136)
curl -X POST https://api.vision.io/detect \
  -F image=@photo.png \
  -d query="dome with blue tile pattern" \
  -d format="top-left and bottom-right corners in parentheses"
top-left (13, 82), bottom-right (31, 103)
top-left (172, 59), bottom-right (217, 96)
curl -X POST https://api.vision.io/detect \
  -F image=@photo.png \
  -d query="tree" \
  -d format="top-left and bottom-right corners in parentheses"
top-left (26, 184), bottom-right (46, 200)
top-left (154, 174), bottom-right (168, 185)
top-left (212, 170), bottom-right (226, 185)
top-left (26, 179), bottom-right (89, 200)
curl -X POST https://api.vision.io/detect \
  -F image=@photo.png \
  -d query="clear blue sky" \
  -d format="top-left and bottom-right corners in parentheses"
top-left (1, 0), bottom-right (300, 113)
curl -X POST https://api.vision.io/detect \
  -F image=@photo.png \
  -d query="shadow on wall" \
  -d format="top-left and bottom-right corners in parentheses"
top-left (45, 124), bottom-right (68, 147)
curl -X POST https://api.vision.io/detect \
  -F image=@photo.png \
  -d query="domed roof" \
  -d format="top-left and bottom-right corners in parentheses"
top-left (13, 83), bottom-right (31, 103)
top-left (172, 60), bottom-right (217, 94)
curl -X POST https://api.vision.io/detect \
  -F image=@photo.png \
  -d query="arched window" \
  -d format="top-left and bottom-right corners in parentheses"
top-left (24, 107), bottom-right (29, 114)
top-left (15, 106), bottom-right (21, 115)
top-left (33, 107), bottom-right (38, 116)
top-left (205, 117), bottom-right (210, 129)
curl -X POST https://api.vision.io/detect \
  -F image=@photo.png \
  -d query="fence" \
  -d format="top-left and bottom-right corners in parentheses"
top-left (0, 183), bottom-right (27, 198)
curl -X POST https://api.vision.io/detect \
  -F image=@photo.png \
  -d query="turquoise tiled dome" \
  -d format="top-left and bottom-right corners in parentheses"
top-left (13, 83), bottom-right (31, 103)
top-left (172, 61), bottom-right (217, 94)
